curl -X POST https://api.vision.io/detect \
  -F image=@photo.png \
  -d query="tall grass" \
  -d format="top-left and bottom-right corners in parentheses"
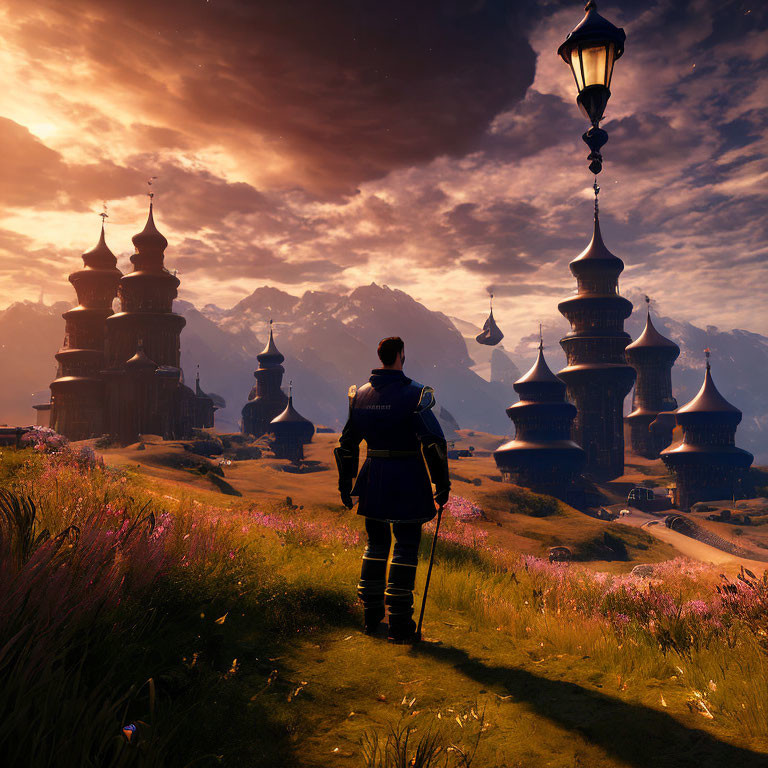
top-left (0, 447), bottom-right (355, 766)
top-left (2, 442), bottom-right (768, 763)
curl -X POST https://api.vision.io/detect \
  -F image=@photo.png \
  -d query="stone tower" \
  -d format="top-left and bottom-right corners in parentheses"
top-left (242, 321), bottom-right (289, 437)
top-left (50, 221), bottom-right (121, 440)
top-left (494, 336), bottom-right (585, 500)
top-left (660, 353), bottom-right (753, 510)
top-left (625, 297), bottom-right (679, 457)
top-left (558, 200), bottom-right (635, 480)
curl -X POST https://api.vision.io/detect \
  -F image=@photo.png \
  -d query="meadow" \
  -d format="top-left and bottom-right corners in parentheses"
top-left (1, 432), bottom-right (767, 767)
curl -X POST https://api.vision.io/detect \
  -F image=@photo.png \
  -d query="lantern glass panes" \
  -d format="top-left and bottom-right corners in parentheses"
top-left (569, 41), bottom-right (616, 93)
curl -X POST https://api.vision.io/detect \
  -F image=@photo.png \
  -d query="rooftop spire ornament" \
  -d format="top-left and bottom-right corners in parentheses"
top-left (147, 176), bottom-right (158, 202)
top-left (558, 1), bottom-right (625, 174)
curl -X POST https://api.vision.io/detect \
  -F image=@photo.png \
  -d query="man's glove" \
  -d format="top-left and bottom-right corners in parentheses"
top-left (434, 486), bottom-right (450, 508)
top-left (334, 446), bottom-right (358, 509)
top-left (422, 440), bottom-right (450, 508)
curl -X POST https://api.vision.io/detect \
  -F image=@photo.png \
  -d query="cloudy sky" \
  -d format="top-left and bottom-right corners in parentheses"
top-left (0, 0), bottom-right (766, 338)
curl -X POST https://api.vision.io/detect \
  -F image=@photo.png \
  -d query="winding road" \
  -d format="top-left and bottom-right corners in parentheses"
top-left (612, 506), bottom-right (767, 571)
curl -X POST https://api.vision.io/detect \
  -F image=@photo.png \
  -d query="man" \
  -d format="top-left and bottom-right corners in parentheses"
top-left (334, 337), bottom-right (450, 644)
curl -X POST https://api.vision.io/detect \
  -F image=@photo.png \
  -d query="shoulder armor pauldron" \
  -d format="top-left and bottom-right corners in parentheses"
top-left (348, 384), bottom-right (357, 408)
top-left (415, 385), bottom-right (436, 413)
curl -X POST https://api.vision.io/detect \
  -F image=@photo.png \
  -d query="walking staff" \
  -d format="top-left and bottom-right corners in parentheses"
top-left (334, 337), bottom-right (451, 644)
top-left (416, 502), bottom-right (444, 643)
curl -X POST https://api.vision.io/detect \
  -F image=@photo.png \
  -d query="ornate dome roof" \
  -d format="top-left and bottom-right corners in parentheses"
top-left (257, 322), bottom-right (285, 366)
top-left (125, 341), bottom-right (157, 371)
top-left (676, 361), bottom-right (740, 416)
top-left (516, 342), bottom-right (563, 387)
top-left (626, 303), bottom-right (679, 352)
top-left (131, 202), bottom-right (168, 254)
top-left (570, 212), bottom-right (624, 271)
top-left (271, 395), bottom-right (313, 427)
top-left (82, 223), bottom-right (118, 270)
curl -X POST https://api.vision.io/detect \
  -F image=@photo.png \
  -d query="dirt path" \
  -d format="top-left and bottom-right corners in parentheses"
top-left (616, 507), bottom-right (767, 571)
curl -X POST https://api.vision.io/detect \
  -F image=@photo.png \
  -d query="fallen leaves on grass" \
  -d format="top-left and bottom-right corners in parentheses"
top-left (250, 669), bottom-right (279, 699)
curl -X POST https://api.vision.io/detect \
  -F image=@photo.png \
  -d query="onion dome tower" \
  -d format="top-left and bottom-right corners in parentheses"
top-left (104, 200), bottom-right (186, 371)
top-left (625, 297), bottom-right (679, 458)
top-left (660, 351), bottom-right (753, 511)
top-left (269, 382), bottom-right (315, 462)
top-left (557, 188), bottom-right (635, 480)
top-left (242, 320), bottom-right (289, 437)
top-left (476, 293), bottom-right (504, 346)
top-left (494, 332), bottom-right (585, 499)
top-left (50, 218), bottom-right (122, 439)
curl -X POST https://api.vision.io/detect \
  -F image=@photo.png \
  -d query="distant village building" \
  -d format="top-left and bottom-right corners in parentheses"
top-left (558, 205), bottom-right (635, 480)
top-left (32, 401), bottom-right (52, 427)
top-left (494, 338), bottom-right (585, 500)
top-left (625, 298), bottom-right (680, 458)
top-left (269, 383), bottom-right (315, 462)
top-left (241, 321), bottom-right (289, 437)
top-left (194, 367), bottom-right (219, 429)
top-left (50, 205), bottom-right (216, 444)
top-left (659, 353), bottom-right (753, 510)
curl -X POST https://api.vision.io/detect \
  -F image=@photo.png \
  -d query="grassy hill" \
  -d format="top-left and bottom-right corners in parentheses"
top-left (1, 437), bottom-right (767, 767)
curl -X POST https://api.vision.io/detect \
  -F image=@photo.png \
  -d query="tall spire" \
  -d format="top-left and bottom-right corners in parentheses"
top-left (558, 188), bottom-right (635, 480)
top-left (570, 191), bottom-right (623, 268)
top-left (132, 200), bottom-right (169, 254)
top-left (593, 176), bottom-right (600, 220)
top-left (132, 178), bottom-right (168, 255)
top-left (258, 319), bottom-right (285, 365)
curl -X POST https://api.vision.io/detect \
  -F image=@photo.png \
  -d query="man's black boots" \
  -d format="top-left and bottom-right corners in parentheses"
top-left (358, 553), bottom-right (387, 635)
top-left (385, 560), bottom-right (419, 643)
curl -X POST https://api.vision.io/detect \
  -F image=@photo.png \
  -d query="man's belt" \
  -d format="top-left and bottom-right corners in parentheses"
top-left (366, 449), bottom-right (420, 459)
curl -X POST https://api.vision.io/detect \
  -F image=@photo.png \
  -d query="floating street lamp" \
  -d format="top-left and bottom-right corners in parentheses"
top-left (558, 1), bottom-right (626, 174)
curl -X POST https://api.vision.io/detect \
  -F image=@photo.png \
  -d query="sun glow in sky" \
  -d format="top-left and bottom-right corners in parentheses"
top-left (0, 0), bottom-right (766, 336)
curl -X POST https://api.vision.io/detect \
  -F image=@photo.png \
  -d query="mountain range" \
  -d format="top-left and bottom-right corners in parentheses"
top-left (1, 284), bottom-right (766, 463)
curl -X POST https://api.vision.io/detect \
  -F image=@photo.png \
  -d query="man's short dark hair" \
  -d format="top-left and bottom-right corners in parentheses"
top-left (378, 336), bottom-right (404, 366)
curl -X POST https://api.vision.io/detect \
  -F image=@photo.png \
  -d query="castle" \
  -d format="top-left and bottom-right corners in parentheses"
top-left (45, 196), bottom-right (752, 509)
top-left (49, 203), bottom-right (217, 445)
top-left (495, 199), bottom-right (752, 509)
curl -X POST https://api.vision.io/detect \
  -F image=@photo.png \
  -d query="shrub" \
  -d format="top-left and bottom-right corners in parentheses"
top-left (506, 486), bottom-right (560, 517)
top-left (20, 426), bottom-right (68, 453)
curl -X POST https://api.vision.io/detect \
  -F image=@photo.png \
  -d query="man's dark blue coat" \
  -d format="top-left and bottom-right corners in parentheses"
top-left (336, 369), bottom-right (449, 523)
